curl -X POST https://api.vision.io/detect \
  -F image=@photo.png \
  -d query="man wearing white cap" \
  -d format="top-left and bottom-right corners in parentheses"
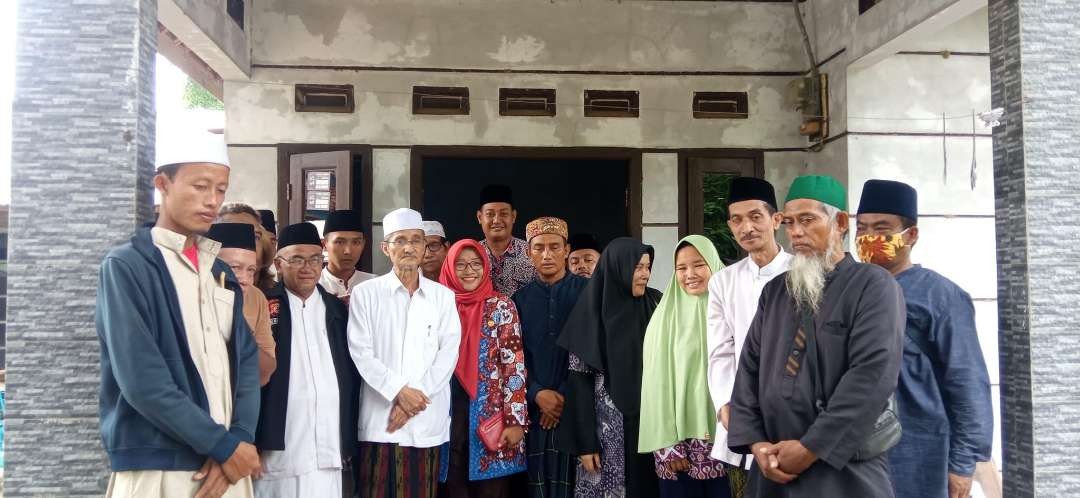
top-left (96, 131), bottom-right (262, 498)
top-left (420, 220), bottom-right (449, 282)
top-left (348, 208), bottom-right (461, 498)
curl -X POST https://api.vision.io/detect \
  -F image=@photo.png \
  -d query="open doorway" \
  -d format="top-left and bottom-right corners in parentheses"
top-left (277, 145), bottom-right (374, 272)
top-left (412, 148), bottom-right (640, 247)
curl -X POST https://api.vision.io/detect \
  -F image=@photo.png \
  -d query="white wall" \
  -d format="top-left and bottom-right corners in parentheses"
top-left (845, 5), bottom-right (1000, 466)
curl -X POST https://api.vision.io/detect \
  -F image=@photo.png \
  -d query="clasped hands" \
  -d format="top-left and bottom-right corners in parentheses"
top-left (192, 441), bottom-right (262, 498)
top-left (750, 440), bottom-right (818, 484)
top-left (388, 385), bottom-right (431, 433)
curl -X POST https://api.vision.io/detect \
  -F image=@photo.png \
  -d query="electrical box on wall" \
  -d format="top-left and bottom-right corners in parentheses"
top-left (789, 74), bottom-right (829, 143)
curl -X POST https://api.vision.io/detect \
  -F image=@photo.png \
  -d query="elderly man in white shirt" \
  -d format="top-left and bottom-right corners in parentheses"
top-left (705, 177), bottom-right (792, 496)
top-left (348, 208), bottom-right (461, 498)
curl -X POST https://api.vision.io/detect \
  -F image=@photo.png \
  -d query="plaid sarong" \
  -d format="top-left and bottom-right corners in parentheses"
top-left (526, 427), bottom-right (575, 498)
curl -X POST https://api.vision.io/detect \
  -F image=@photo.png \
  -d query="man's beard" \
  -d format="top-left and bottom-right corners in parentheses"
top-left (786, 240), bottom-right (840, 313)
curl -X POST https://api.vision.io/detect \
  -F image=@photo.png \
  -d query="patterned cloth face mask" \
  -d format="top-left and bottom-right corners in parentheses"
top-left (856, 229), bottom-right (910, 265)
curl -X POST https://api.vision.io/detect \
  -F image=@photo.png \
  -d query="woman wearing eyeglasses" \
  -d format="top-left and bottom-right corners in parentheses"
top-left (438, 239), bottom-right (530, 498)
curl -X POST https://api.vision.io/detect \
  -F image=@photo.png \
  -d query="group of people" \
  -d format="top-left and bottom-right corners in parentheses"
top-left (95, 132), bottom-right (994, 498)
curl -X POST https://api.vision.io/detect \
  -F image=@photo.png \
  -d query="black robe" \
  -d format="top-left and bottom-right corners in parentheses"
top-left (557, 238), bottom-right (662, 498)
top-left (728, 254), bottom-right (904, 498)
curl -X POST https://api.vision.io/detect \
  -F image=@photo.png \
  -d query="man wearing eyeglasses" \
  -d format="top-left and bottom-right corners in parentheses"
top-left (421, 220), bottom-right (450, 282)
top-left (255, 222), bottom-right (362, 498)
top-left (348, 208), bottom-right (461, 498)
top-left (319, 210), bottom-right (376, 303)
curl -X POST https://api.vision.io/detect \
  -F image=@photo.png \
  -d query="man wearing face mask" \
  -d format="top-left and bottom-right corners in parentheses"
top-left (855, 180), bottom-right (992, 498)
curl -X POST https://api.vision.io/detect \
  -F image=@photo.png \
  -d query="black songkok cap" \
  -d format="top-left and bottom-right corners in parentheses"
top-left (479, 184), bottom-right (513, 207)
top-left (207, 223), bottom-right (257, 251)
top-left (727, 177), bottom-right (778, 211)
top-left (568, 233), bottom-right (601, 252)
top-left (857, 179), bottom-right (918, 222)
top-left (323, 210), bottom-right (365, 235)
top-left (277, 222), bottom-right (322, 250)
top-left (258, 209), bottom-right (277, 235)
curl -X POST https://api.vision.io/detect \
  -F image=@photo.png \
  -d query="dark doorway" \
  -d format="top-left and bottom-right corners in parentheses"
top-left (680, 151), bottom-right (763, 266)
top-left (416, 153), bottom-right (635, 248)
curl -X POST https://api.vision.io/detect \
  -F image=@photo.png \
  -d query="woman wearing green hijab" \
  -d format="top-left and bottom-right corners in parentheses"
top-left (638, 235), bottom-right (729, 498)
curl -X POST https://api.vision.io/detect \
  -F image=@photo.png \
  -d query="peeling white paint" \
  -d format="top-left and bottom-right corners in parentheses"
top-left (487, 35), bottom-right (545, 64)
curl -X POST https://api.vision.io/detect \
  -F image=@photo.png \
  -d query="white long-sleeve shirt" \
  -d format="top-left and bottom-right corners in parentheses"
top-left (319, 267), bottom-right (376, 299)
top-left (347, 272), bottom-right (460, 448)
top-left (706, 248), bottom-right (792, 464)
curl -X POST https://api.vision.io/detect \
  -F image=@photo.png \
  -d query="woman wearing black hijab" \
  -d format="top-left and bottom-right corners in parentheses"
top-left (556, 238), bottom-right (663, 498)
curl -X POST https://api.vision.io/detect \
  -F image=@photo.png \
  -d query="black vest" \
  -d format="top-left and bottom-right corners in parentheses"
top-left (255, 283), bottom-right (361, 456)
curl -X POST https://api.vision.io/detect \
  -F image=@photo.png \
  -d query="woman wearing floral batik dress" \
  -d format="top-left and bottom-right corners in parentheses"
top-left (439, 239), bottom-right (529, 498)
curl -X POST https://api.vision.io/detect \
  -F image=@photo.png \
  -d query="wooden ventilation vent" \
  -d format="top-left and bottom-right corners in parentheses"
top-left (692, 91), bottom-right (748, 119)
top-left (295, 84), bottom-right (355, 113)
top-left (413, 86), bottom-right (470, 115)
top-left (584, 90), bottom-right (639, 118)
top-left (500, 88), bottom-right (556, 117)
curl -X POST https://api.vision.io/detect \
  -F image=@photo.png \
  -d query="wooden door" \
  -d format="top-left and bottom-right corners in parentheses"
top-left (685, 156), bottom-right (760, 264)
top-left (287, 150), bottom-right (352, 225)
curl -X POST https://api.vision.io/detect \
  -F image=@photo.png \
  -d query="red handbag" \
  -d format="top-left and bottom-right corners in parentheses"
top-left (477, 413), bottom-right (505, 452)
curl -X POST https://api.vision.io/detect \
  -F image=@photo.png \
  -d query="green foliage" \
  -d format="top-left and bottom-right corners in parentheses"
top-left (183, 78), bottom-right (224, 111)
top-left (701, 173), bottom-right (741, 265)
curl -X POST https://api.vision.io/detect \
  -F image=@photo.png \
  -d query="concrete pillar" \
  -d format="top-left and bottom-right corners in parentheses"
top-left (8, 0), bottom-right (157, 494)
top-left (372, 148), bottom-right (412, 274)
top-left (641, 153), bottom-right (679, 288)
top-left (989, 1), bottom-right (1080, 496)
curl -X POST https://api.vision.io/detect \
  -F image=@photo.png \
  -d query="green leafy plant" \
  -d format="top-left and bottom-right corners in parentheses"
top-left (701, 173), bottom-right (742, 265)
top-left (183, 78), bottom-right (224, 110)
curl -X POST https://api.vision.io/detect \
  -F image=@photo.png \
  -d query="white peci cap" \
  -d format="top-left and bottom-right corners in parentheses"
top-left (423, 220), bottom-right (446, 239)
top-left (382, 208), bottom-right (424, 239)
top-left (155, 130), bottom-right (230, 170)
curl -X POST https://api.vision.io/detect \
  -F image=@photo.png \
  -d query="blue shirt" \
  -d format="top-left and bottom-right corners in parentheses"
top-left (889, 265), bottom-right (993, 498)
top-left (512, 272), bottom-right (587, 425)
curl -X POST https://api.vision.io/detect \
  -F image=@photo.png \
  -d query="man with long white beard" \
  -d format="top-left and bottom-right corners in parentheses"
top-left (727, 175), bottom-right (905, 498)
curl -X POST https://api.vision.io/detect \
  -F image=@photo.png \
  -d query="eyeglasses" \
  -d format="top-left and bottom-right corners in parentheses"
top-left (277, 255), bottom-right (324, 268)
top-left (454, 261), bottom-right (484, 273)
top-left (385, 238), bottom-right (426, 248)
top-left (425, 242), bottom-right (445, 252)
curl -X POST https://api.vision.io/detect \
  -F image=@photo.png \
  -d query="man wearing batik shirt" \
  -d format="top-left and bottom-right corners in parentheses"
top-left (728, 175), bottom-right (905, 498)
top-left (476, 184), bottom-right (536, 296)
top-left (855, 180), bottom-right (992, 498)
top-left (706, 177), bottom-right (792, 497)
top-left (513, 217), bottom-right (588, 498)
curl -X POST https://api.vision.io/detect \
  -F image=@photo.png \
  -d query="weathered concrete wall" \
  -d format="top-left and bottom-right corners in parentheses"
top-left (224, 0), bottom-right (818, 277)
top-left (847, 5), bottom-right (1001, 466)
top-left (251, 0), bottom-right (805, 72)
top-left (8, 0), bottom-right (157, 494)
top-left (160, 0), bottom-right (251, 79)
top-left (225, 69), bottom-right (804, 149)
top-left (225, 146), bottom-right (277, 210)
